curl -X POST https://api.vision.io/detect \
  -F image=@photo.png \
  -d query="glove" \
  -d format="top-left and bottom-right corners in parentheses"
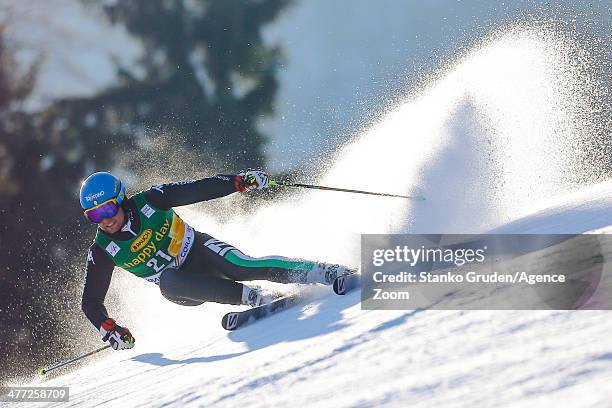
top-left (99, 318), bottom-right (135, 350)
top-left (235, 169), bottom-right (270, 192)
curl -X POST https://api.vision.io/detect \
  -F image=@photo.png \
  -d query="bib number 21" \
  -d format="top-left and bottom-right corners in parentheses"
top-left (146, 250), bottom-right (173, 272)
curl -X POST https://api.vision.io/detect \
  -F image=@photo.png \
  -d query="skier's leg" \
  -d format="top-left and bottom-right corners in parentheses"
top-left (159, 267), bottom-right (278, 307)
top-left (189, 232), bottom-right (353, 285)
top-left (159, 267), bottom-right (243, 305)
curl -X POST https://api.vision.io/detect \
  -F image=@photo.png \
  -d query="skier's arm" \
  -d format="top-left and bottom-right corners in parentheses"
top-left (81, 245), bottom-right (114, 329)
top-left (143, 173), bottom-right (255, 210)
top-left (142, 175), bottom-right (238, 210)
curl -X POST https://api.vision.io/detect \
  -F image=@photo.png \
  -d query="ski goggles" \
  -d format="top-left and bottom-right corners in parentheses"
top-left (83, 198), bottom-right (120, 223)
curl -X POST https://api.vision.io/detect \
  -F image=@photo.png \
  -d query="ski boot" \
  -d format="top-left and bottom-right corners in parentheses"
top-left (306, 263), bottom-right (356, 285)
top-left (241, 285), bottom-right (281, 308)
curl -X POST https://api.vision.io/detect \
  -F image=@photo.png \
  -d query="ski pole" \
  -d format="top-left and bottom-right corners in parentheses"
top-left (269, 180), bottom-right (425, 200)
top-left (39, 344), bottom-right (112, 376)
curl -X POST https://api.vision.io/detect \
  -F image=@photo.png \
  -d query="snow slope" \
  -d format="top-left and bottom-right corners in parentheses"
top-left (21, 180), bottom-right (612, 407)
top-left (17, 27), bottom-right (612, 407)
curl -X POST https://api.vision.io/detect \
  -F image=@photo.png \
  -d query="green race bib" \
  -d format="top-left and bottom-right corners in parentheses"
top-left (94, 193), bottom-right (195, 284)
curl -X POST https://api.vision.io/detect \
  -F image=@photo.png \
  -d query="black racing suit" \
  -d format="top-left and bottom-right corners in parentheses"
top-left (81, 175), bottom-right (315, 329)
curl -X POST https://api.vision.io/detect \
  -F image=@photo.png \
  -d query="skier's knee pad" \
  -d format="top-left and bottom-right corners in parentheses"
top-left (159, 267), bottom-right (204, 306)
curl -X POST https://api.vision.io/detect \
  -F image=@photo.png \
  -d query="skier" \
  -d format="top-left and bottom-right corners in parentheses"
top-left (80, 170), bottom-right (354, 350)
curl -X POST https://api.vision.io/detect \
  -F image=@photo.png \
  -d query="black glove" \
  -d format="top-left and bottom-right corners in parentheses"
top-left (99, 318), bottom-right (135, 350)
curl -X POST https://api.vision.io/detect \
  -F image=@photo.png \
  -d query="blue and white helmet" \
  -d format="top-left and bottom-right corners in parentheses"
top-left (79, 171), bottom-right (126, 210)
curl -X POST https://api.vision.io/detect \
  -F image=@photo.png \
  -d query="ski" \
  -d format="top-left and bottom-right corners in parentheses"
top-left (221, 295), bottom-right (302, 331)
top-left (221, 275), bottom-right (360, 330)
top-left (333, 273), bottom-right (360, 295)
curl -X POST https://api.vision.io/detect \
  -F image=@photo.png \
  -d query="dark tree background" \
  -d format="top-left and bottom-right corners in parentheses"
top-left (0, 0), bottom-right (290, 385)
top-left (47, 0), bottom-right (289, 175)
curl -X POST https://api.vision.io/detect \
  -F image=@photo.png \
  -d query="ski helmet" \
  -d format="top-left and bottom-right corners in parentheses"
top-left (79, 171), bottom-right (126, 211)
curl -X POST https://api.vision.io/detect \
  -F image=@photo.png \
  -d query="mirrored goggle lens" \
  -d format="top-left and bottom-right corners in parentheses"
top-left (84, 200), bottom-right (119, 223)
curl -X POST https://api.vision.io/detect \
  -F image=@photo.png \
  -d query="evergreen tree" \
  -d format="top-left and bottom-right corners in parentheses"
top-left (47, 0), bottom-right (291, 175)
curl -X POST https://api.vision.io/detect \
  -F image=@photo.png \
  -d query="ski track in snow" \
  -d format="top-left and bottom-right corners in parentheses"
top-left (16, 28), bottom-right (612, 407)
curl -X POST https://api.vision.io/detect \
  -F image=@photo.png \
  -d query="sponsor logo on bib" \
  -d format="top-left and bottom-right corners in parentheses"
top-left (141, 204), bottom-right (155, 218)
top-left (106, 241), bottom-right (120, 257)
top-left (131, 229), bottom-right (153, 252)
